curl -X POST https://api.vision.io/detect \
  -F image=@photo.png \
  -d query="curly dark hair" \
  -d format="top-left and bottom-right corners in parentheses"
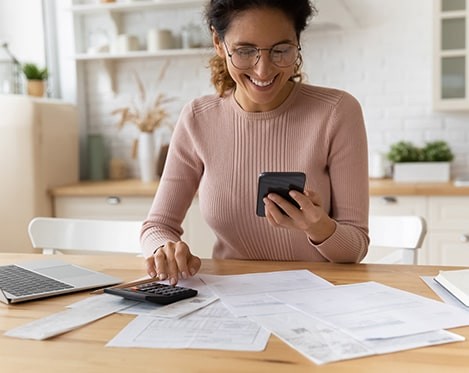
top-left (204, 0), bottom-right (317, 96)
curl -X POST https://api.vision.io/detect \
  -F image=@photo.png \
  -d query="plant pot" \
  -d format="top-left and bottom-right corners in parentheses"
top-left (27, 80), bottom-right (45, 97)
top-left (393, 162), bottom-right (450, 183)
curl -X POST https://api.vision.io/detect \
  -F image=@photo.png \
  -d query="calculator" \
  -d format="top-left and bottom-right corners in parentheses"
top-left (104, 281), bottom-right (198, 305)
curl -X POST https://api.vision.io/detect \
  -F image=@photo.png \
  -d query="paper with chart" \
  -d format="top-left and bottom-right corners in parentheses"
top-left (5, 294), bottom-right (136, 340)
top-left (107, 300), bottom-right (270, 351)
top-left (199, 269), bottom-right (333, 317)
top-left (251, 307), bottom-right (464, 365)
top-left (271, 281), bottom-right (469, 340)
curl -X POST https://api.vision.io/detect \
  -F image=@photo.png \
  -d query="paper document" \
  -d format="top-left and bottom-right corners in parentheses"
top-left (272, 281), bottom-right (469, 340)
top-left (200, 269), bottom-right (333, 317)
top-left (5, 294), bottom-right (136, 340)
top-left (421, 276), bottom-right (469, 311)
top-left (434, 269), bottom-right (469, 307)
top-left (107, 300), bottom-right (270, 351)
top-left (252, 308), bottom-right (464, 365)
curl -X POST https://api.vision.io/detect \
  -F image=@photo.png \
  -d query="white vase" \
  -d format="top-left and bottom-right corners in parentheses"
top-left (138, 132), bottom-right (157, 183)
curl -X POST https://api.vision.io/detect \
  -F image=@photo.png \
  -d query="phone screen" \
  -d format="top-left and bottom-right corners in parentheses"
top-left (256, 172), bottom-right (306, 217)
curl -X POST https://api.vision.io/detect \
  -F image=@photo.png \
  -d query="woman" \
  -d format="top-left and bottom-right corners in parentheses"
top-left (141, 0), bottom-right (369, 285)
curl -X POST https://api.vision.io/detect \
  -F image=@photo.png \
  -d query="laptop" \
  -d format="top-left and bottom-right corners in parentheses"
top-left (0, 259), bottom-right (122, 304)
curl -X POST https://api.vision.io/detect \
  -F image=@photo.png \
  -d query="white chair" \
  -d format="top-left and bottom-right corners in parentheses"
top-left (365, 215), bottom-right (427, 265)
top-left (28, 217), bottom-right (143, 255)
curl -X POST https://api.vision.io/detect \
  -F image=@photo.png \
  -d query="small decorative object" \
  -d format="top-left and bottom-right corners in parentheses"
top-left (87, 134), bottom-right (107, 180)
top-left (109, 158), bottom-right (127, 180)
top-left (147, 29), bottom-right (174, 51)
top-left (21, 62), bottom-right (48, 97)
top-left (111, 64), bottom-right (173, 182)
top-left (387, 141), bottom-right (454, 183)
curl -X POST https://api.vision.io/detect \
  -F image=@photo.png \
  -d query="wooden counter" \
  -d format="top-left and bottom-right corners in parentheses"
top-left (369, 179), bottom-right (469, 196)
top-left (51, 179), bottom-right (159, 197)
top-left (51, 178), bottom-right (469, 197)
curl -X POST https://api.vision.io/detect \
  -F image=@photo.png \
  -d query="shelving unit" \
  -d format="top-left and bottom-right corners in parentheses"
top-left (69, 0), bottom-right (205, 14)
top-left (70, 0), bottom-right (209, 92)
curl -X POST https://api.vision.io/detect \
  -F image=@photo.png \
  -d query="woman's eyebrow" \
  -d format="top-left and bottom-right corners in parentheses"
top-left (231, 38), bottom-right (296, 48)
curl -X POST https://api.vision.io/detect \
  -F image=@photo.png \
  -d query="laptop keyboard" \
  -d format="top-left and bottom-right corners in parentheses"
top-left (0, 265), bottom-right (73, 297)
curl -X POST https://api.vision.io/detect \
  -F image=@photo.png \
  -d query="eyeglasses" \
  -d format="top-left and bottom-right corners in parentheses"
top-left (223, 41), bottom-right (301, 70)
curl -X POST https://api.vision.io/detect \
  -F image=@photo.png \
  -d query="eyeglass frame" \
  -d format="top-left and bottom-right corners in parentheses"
top-left (223, 40), bottom-right (302, 70)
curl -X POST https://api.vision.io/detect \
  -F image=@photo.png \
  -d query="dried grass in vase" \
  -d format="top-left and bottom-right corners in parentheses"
top-left (112, 66), bottom-right (174, 133)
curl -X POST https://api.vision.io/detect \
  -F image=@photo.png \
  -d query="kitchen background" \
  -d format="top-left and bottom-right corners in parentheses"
top-left (2, 0), bottom-right (469, 180)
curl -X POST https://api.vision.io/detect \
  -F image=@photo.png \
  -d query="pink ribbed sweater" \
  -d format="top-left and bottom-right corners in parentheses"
top-left (141, 83), bottom-right (369, 262)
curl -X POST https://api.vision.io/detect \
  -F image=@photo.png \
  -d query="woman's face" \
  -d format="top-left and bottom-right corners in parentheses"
top-left (213, 7), bottom-right (299, 112)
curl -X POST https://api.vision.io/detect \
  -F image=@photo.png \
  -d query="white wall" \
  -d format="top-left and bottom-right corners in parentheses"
top-left (4, 0), bottom-right (469, 179)
top-left (70, 0), bottom-right (469, 179)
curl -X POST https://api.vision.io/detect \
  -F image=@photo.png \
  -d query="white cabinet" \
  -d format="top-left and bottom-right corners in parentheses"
top-left (427, 197), bottom-right (469, 265)
top-left (433, 0), bottom-right (469, 110)
top-left (370, 194), bottom-right (469, 265)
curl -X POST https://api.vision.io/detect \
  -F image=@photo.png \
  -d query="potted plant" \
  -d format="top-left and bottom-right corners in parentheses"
top-left (387, 140), bottom-right (454, 182)
top-left (22, 62), bottom-right (48, 97)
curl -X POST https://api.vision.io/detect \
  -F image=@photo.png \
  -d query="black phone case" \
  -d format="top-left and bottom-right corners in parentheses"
top-left (256, 172), bottom-right (306, 217)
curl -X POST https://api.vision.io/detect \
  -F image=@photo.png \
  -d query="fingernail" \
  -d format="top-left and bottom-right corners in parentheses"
top-left (190, 267), bottom-right (197, 276)
top-left (149, 271), bottom-right (156, 278)
top-left (158, 273), bottom-right (167, 280)
top-left (169, 277), bottom-right (177, 286)
top-left (181, 271), bottom-right (188, 280)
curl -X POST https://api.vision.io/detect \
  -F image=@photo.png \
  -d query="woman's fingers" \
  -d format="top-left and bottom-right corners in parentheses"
top-left (146, 241), bottom-right (201, 285)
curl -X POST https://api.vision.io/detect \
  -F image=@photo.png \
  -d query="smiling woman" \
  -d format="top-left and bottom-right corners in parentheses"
top-left (141, 0), bottom-right (370, 285)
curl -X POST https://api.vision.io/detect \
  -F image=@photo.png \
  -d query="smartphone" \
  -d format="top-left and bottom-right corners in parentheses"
top-left (256, 172), bottom-right (306, 217)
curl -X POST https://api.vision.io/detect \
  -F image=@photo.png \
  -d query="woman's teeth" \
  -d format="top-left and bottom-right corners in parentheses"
top-left (249, 77), bottom-right (274, 87)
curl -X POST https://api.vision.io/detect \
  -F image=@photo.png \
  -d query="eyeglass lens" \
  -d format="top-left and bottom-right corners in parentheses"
top-left (229, 43), bottom-right (299, 69)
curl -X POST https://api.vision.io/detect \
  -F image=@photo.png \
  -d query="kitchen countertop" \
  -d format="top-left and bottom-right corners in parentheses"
top-left (50, 178), bottom-right (469, 197)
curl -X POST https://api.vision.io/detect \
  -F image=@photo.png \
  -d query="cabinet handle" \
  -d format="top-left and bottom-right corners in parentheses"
top-left (460, 234), bottom-right (469, 243)
top-left (381, 196), bottom-right (397, 204)
top-left (106, 196), bottom-right (121, 205)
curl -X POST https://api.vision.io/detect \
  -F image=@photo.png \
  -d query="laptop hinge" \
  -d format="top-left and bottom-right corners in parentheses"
top-left (0, 288), bottom-right (11, 304)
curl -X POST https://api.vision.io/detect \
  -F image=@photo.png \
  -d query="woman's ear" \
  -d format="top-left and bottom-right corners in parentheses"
top-left (212, 28), bottom-right (225, 58)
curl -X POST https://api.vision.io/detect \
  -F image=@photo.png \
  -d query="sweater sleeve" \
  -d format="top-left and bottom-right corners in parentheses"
top-left (313, 92), bottom-right (370, 263)
top-left (140, 101), bottom-right (203, 258)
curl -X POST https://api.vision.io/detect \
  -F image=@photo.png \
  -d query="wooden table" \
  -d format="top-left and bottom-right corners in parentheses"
top-left (1, 254), bottom-right (468, 372)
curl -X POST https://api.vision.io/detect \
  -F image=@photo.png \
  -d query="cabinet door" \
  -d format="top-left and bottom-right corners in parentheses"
top-left (54, 196), bottom-right (152, 220)
top-left (433, 0), bottom-right (469, 110)
top-left (427, 196), bottom-right (469, 265)
top-left (428, 196), bottom-right (469, 230)
top-left (370, 196), bottom-right (427, 216)
top-left (427, 232), bottom-right (469, 265)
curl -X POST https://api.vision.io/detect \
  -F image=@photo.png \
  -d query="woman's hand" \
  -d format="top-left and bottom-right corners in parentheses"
top-left (263, 189), bottom-right (336, 244)
top-left (144, 240), bottom-right (201, 285)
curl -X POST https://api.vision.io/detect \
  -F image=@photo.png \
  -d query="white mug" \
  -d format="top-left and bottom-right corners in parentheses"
top-left (147, 29), bottom-right (174, 51)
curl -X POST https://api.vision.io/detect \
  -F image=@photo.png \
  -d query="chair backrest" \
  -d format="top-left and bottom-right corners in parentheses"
top-left (28, 217), bottom-right (143, 255)
top-left (366, 215), bottom-right (427, 265)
